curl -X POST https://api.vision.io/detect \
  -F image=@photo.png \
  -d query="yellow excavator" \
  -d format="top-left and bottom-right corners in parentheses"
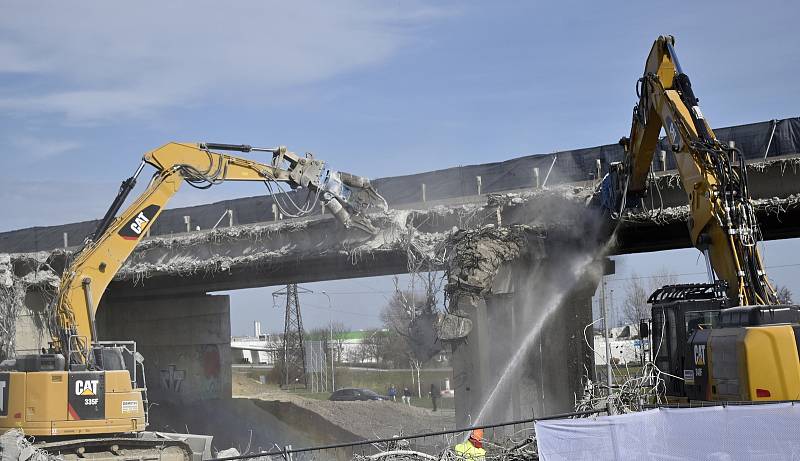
top-left (605, 35), bottom-right (800, 402)
top-left (0, 142), bottom-right (382, 458)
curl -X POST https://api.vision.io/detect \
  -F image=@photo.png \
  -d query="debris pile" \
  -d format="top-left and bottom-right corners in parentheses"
top-left (0, 253), bottom-right (58, 359)
top-left (575, 363), bottom-right (668, 415)
top-left (0, 430), bottom-right (59, 461)
top-left (444, 225), bottom-right (544, 299)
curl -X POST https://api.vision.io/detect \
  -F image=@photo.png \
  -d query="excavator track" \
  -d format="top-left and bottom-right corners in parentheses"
top-left (34, 436), bottom-right (196, 461)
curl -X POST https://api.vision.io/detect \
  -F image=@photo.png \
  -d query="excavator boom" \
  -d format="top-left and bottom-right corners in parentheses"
top-left (613, 35), bottom-right (776, 306)
top-left (55, 142), bottom-right (382, 363)
top-left (603, 36), bottom-right (800, 403)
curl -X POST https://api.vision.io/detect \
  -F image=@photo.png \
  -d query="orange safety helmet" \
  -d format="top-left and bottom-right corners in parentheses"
top-left (469, 428), bottom-right (484, 443)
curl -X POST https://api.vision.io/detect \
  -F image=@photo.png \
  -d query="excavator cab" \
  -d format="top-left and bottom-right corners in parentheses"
top-left (648, 283), bottom-right (727, 401)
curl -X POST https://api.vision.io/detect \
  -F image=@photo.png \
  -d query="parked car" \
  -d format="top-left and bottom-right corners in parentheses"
top-left (329, 388), bottom-right (387, 401)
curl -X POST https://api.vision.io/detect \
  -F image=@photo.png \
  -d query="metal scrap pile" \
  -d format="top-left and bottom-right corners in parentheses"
top-left (229, 427), bottom-right (542, 460)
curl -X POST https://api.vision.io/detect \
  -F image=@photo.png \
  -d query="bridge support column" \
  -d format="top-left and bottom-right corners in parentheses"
top-left (97, 293), bottom-right (232, 404)
top-left (452, 294), bottom-right (491, 426)
top-left (515, 263), bottom-right (600, 419)
top-left (452, 257), bottom-right (603, 426)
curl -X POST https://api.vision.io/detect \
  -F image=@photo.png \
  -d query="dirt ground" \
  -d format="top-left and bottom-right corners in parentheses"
top-left (233, 371), bottom-right (455, 440)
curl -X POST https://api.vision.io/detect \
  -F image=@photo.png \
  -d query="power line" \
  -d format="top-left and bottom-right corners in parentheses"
top-left (301, 301), bottom-right (383, 319)
top-left (606, 271), bottom-right (705, 282)
top-left (343, 278), bottom-right (390, 294)
top-left (606, 262), bottom-right (800, 282)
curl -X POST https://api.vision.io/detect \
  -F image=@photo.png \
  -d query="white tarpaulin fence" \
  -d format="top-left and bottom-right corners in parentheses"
top-left (535, 403), bottom-right (800, 460)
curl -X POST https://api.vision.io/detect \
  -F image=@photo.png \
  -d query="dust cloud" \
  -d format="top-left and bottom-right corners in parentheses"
top-left (444, 186), bottom-right (615, 426)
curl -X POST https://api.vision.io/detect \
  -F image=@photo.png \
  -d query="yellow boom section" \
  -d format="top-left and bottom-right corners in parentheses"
top-left (53, 142), bottom-right (324, 361)
top-left (621, 36), bottom-right (776, 306)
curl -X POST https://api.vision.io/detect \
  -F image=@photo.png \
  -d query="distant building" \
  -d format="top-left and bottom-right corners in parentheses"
top-left (593, 323), bottom-right (646, 365)
top-left (231, 325), bottom-right (450, 368)
top-left (306, 329), bottom-right (384, 365)
top-left (231, 322), bottom-right (281, 365)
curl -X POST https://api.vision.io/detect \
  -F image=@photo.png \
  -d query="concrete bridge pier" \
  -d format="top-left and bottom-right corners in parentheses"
top-left (453, 257), bottom-right (604, 426)
top-left (97, 293), bottom-right (232, 404)
top-left (451, 294), bottom-right (490, 426)
top-left (516, 264), bottom-right (601, 419)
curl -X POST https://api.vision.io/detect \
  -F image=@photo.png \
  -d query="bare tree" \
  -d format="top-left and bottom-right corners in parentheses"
top-left (306, 322), bottom-right (347, 362)
top-left (381, 274), bottom-right (445, 396)
top-left (380, 281), bottom-right (429, 357)
top-left (621, 277), bottom-right (648, 327)
top-left (776, 285), bottom-right (794, 304)
top-left (356, 330), bottom-right (378, 364)
top-left (620, 269), bottom-right (677, 326)
top-left (383, 333), bottom-right (412, 367)
top-left (382, 215), bottom-right (448, 395)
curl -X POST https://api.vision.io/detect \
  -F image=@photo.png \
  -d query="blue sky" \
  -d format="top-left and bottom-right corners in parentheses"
top-left (2, 1), bottom-right (798, 334)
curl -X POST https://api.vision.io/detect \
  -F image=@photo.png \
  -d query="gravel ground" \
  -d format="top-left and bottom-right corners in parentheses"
top-left (233, 372), bottom-right (455, 440)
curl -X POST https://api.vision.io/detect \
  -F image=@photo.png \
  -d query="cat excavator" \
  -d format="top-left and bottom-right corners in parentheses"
top-left (605, 35), bottom-right (800, 403)
top-left (0, 142), bottom-right (384, 459)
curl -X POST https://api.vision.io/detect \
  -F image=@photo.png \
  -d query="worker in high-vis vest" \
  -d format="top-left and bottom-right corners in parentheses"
top-left (454, 429), bottom-right (486, 460)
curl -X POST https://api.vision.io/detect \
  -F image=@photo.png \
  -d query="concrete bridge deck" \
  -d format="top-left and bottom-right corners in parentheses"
top-left (6, 155), bottom-right (799, 297)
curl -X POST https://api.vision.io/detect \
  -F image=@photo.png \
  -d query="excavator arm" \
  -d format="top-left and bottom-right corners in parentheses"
top-left (54, 142), bottom-right (383, 364)
top-left (613, 35), bottom-right (776, 306)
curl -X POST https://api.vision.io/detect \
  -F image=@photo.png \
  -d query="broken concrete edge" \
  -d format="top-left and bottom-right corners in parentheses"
top-left (483, 156), bottom-right (800, 210)
top-left (436, 224), bottom-right (548, 342)
top-left (0, 194), bottom-right (519, 287)
top-left (0, 200), bottom-right (482, 351)
top-left (651, 155), bottom-right (800, 191)
top-left (0, 281), bottom-right (29, 360)
top-left (620, 193), bottom-right (800, 224)
top-left (115, 208), bottom-right (453, 284)
top-left (487, 184), bottom-right (595, 208)
top-left (430, 191), bottom-right (606, 345)
top-left (444, 224), bottom-right (546, 299)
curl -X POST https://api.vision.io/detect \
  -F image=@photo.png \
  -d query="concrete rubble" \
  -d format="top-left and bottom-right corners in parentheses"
top-left (0, 252), bottom-right (59, 359)
top-left (0, 430), bottom-right (58, 461)
top-left (445, 225), bottom-right (544, 298)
